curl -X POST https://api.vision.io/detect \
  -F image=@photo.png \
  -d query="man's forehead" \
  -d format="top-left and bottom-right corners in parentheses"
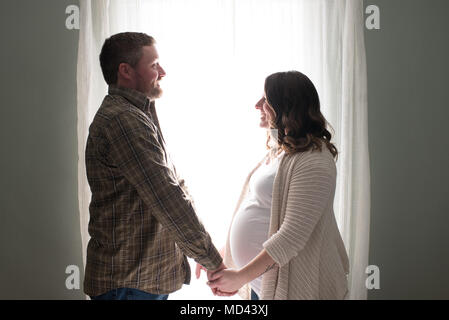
top-left (142, 45), bottom-right (158, 60)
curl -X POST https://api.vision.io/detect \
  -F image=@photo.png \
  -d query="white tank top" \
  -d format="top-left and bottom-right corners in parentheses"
top-left (230, 155), bottom-right (280, 296)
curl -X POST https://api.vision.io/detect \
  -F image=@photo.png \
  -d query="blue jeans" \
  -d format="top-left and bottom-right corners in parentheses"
top-left (251, 289), bottom-right (259, 300)
top-left (90, 288), bottom-right (169, 300)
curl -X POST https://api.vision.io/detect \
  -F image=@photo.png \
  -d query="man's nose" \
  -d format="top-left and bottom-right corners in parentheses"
top-left (158, 65), bottom-right (166, 77)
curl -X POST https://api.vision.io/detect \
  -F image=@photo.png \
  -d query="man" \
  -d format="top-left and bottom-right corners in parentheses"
top-left (83, 32), bottom-right (226, 300)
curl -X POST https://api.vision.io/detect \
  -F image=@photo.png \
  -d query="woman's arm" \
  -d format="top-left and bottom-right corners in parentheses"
top-left (207, 249), bottom-right (276, 293)
top-left (263, 158), bottom-right (334, 267)
top-left (239, 249), bottom-right (276, 284)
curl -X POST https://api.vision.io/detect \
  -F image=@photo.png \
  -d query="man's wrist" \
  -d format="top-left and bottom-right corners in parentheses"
top-left (204, 246), bottom-right (224, 271)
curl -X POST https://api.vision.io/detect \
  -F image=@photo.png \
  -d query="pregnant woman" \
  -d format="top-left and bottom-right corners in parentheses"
top-left (203, 71), bottom-right (350, 300)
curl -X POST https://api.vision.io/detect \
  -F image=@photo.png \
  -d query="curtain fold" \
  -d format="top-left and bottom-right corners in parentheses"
top-left (77, 0), bottom-right (370, 300)
top-left (337, 0), bottom-right (371, 300)
top-left (76, 0), bottom-right (110, 290)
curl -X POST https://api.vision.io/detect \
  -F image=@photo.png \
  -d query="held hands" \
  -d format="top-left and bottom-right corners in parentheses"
top-left (195, 247), bottom-right (240, 297)
top-left (196, 261), bottom-right (239, 297)
top-left (207, 268), bottom-right (246, 293)
top-left (197, 248), bottom-right (274, 297)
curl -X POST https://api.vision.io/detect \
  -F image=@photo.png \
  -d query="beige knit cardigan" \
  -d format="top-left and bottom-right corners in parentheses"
top-left (224, 147), bottom-right (350, 300)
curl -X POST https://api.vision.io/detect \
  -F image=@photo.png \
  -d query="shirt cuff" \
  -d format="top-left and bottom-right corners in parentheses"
top-left (198, 244), bottom-right (223, 271)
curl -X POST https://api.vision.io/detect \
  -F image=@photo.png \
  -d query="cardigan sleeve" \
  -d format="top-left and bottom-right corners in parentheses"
top-left (263, 155), bottom-right (335, 267)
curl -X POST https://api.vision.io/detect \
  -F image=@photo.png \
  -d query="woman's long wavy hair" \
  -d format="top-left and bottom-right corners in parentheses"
top-left (264, 71), bottom-right (338, 159)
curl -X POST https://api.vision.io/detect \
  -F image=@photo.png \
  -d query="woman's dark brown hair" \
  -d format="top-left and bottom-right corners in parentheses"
top-left (264, 71), bottom-right (338, 159)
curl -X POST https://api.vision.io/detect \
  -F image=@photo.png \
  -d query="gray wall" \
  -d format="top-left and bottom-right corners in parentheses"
top-left (0, 0), bottom-right (448, 299)
top-left (364, 0), bottom-right (449, 299)
top-left (0, 0), bottom-right (84, 299)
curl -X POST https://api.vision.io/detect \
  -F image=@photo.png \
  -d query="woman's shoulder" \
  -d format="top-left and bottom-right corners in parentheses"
top-left (282, 145), bottom-right (336, 174)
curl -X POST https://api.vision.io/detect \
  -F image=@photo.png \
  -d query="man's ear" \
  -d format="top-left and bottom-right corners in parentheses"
top-left (117, 63), bottom-right (134, 81)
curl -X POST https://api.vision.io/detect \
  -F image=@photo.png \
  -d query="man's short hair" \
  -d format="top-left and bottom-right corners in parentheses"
top-left (99, 32), bottom-right (155, 85)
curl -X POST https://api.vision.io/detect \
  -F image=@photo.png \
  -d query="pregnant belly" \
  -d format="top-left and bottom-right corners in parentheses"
top-left (230, 201), bottom-right (271, 269)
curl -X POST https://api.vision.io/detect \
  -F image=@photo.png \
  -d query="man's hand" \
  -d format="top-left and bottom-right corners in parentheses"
top-left (207, 268), bottom-right (245, 293)
top-left (207, 263), bottom-right (239, 296)
top-left (206, 262), bottom-right (226, 281)
top-left (195, 263), bottom-right (207, 279)
top-left (206, 262), bottom-right (225, 296)
top-left (195, 261), bottom-right (238, 296)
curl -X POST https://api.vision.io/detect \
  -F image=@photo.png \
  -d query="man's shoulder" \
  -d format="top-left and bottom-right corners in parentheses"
top-left (98, 95), bottom-right (140, 120)
top-left (91, 95), bottom-right (154, 132)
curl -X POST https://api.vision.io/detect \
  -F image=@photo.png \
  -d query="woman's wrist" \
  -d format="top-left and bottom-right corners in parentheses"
top-left (236, 249), bottom-right (276, 287)
top-left (238, 266), bottom-right (253, 285)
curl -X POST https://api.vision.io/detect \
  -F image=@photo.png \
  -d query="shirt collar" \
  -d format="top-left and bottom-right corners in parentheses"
top-left (108, 85), bottom-right (151, 112)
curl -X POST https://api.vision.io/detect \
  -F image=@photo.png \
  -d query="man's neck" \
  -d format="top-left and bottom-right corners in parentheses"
top-left (114, 82), bottom-right (154, 101)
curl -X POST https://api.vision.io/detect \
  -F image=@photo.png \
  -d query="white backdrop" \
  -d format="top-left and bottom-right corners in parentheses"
top-left (77, 0), bottom-right (370, 300)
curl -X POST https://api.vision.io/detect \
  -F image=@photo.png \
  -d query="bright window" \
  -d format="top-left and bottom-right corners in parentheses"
top-left (132, 0), bottom-right (322, 299)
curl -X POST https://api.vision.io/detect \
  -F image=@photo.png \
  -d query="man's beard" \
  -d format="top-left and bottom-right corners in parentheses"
top-left (148, 85), bottom-right (163, 100)
top-left (135, 72), bottom-right (163, 100)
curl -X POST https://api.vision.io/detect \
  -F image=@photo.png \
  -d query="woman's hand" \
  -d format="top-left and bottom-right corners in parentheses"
top-left (207, 268), bottom-right (246, 293)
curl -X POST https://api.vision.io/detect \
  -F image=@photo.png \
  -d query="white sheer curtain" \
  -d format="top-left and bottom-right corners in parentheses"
top-left (77, 0), bottom-right (370, 300)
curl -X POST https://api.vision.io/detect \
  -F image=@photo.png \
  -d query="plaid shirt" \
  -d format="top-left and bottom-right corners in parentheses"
top-left (83, 86), bottom-right (222, 297)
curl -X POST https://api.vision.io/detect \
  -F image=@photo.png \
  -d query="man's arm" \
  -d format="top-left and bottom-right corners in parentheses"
top-left (104, 109), bottom-right (222, 271)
